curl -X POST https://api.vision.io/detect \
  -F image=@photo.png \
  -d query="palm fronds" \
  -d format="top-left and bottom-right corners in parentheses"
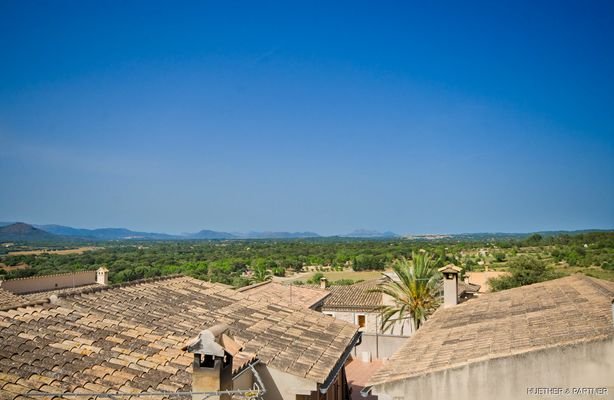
top-left (373, 251), bottom-right (441, 332)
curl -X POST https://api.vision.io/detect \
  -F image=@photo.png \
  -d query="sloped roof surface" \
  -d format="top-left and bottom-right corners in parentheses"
top-left (0, 276), bottom-right (358, 399)
top-left (20, 284), bottom-right (103, 302)
top-left (458, 280), bottom-right (481, 295)
top-left (237, 281), bottom-right (330, 309)
top-left (322, 281), bottom-right (383, 311)
top-left (0, 288), bottom-right (30, 310)
top-left (368, 275), bottom-right (614, 387)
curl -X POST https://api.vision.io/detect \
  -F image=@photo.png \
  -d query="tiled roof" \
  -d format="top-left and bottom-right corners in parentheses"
top-left (321, 281), bottom-right (383, 311)
top-left (21, 284), bottom-right (103, 302)
top-left (0, 288), bottom-right (30, 310)
top-left (237, 281), bottom-right (330, 309)
top-left (458, 280), bottom-right (481, 295)
top-left (368, 275), bottom-right (614, 386)
top-left (0, 276), bottom-right (358, 398)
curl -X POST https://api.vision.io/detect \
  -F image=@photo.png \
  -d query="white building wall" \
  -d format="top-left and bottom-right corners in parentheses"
top-left (256, 364), bottom-right (316, 400)
top-left (0, 270), bottom-right (97, 294)
top-left (371, 338), bottom-right (614, 400)
top-left (324, 310), bottom-right (413, 360)
top-left (323, 310), bottom-right (412, 336)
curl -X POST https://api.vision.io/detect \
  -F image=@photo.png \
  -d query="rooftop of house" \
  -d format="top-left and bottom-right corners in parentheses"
top-left (316, 277), bottom-right (480, 312)
top-left (0, 276), bottom-right (359, 398)
top-left (0, 288), bottom-right (31, 310)
top-left (237, 280), bottom-right (330, 309)
top-left (458, 280), bottom-right (481, 295)
top-left (20, 284), bottom-right (103, 302)
top-left (321, 281), bottom-right (383, 311)
top-left (368, 274), bottom-right (614, 387)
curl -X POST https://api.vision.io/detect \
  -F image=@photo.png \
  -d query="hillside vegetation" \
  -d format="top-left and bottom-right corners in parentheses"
top-left (0, 232), bottom-right (612, 287)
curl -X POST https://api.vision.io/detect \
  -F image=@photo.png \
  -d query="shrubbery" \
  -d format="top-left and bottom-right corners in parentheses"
top-left (488, 256), bottom-right (563, 291)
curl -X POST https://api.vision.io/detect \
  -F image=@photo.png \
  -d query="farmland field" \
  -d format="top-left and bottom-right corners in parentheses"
top-left (7, 246), bottom-right (101, 256)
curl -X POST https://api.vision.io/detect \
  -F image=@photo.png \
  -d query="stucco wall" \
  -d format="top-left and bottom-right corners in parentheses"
top-left (325, 310), bottom-right (412, 336)
top-left (355, 334), bottom-right (409, 360)
top-left (324, 310), bottom-right (412, 361)
top-left (232, 368), bottom-right (254, 392)
top-left (257, 365), bottom-right (316, 400)
top-left (371, 338), bottom-right (614, 400)
top-left (0, 270), bottom-right (97, 294)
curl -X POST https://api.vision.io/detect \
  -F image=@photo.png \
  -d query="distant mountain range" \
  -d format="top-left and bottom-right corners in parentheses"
top-left (0, 221), bottom-right (610, 243)
top-left (0, 222), bottom-right (327, 242)
top-left (341, 229), bottom-right (399, 238)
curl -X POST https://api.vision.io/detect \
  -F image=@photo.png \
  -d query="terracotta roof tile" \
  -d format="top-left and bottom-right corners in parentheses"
top-left (368, 275), bottom-right (614, 386)
top-left (237, 281), bottom-right (330, 309)
top-left (321, 280), bottom-right (383, 311)
top-left (0, 289), bottom-right (30, 311)
top-left (0, 276), bottom-right (358, 398)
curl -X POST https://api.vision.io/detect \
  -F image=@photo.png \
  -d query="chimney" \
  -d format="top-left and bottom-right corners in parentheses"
top-left (185, 324), bottom-right (239, 400)
top-left (438, 264), bottom-right (462, 308)
top-left (320, 277), bottom-right (328, 289)
top-left (96, 267), bottom-right (109, 285)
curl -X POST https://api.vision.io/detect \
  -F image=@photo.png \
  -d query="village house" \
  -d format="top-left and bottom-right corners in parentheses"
top-left (364, 272), bottom-right (614, 400)
top-left (0, 274), bottom-right (361, 400)
top-left (236, 280), bottom-right (330, 311)
top-left (316, 279), bottom-right (411, 361)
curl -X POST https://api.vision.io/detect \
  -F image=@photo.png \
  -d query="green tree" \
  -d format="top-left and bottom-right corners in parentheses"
top-left (488, 256), bottom-right (561, 291)
top-left (308, 272), bottom-right (325, 284)
top-left (525, 233), bottom-right (543, 246)
top-left (373, 252), bottom-right (441, 332)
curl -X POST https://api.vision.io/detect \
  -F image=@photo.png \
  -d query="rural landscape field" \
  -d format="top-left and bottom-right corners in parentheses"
top-left (1, 227), bottom-right (612, 289)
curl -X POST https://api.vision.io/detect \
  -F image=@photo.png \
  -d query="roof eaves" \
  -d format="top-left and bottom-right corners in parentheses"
top-left (369, 333), bottom-right (614, 387)
top-left (319, 330), bottom-right (363, 393)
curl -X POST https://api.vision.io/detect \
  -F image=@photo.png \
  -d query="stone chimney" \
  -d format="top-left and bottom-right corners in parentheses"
top-left (185, 324), bottom-right (240, 400)
top-left (320, 277), bottom-right (328, 289)
top-left (96, 267), bottom-right (109, 285)
top-left (438, 264), bottom-right (462, 308)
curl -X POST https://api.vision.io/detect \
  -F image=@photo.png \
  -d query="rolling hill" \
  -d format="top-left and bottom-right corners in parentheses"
top-left (0, 223), bottom-right (62, 242)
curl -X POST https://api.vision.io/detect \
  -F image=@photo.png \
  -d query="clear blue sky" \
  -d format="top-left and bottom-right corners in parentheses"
top-left (1, 1), bottom-right (613, 235)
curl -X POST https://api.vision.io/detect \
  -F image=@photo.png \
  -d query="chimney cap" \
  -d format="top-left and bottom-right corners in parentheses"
top-left (438, 264), bottom-right (462, 274)
top-left (184, 324), bottom-right (229, 356)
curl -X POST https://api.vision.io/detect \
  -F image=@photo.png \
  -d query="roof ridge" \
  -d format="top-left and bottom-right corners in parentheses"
top-left (0, 297), bottom-right (52, 312)
top-left (236, 280), bottom-right (271, 292)
top-left (55, 274), bottom-right (185, 299)
top-left (0, 274), bottom-right (187, 311)
top-left (574, 273), bottom-right (614, 299)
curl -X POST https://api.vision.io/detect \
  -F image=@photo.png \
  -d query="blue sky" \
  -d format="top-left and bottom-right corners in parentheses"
top-left (1, 1), bottom-right (613, 235)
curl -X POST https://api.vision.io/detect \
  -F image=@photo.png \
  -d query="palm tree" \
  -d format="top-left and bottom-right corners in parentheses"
top-left (251, 263), bottom-right (273, 283)
top-left (374, 251), bottom-right (441, 332)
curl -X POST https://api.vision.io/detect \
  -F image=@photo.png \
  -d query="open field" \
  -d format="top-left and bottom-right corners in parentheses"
top-left (0, 263), bottom-right (29, 272)
top-left (552, 265), bottom-right (614, 282)
top-left (7, 246), bottom-right (101, 256)
top-left (466, 271), bottom-right (510, 292)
